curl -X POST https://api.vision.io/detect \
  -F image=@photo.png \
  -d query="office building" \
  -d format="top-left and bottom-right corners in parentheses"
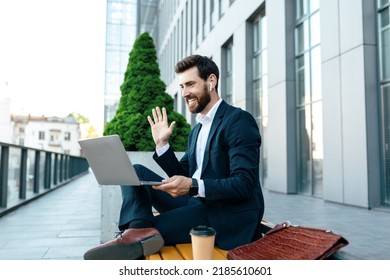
top-left (104, 0), bottom-right (390, 209)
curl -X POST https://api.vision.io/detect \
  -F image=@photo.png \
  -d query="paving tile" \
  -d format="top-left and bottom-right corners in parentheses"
top-left (43, 245), bottom-right (91, 260)
top-left (3, 237), bottom-right (100, 249)
top-left (0, 247), bottom-right (49, 260)
top-left (57, 229), bottom-right (100, 238)
top-left (1, 172), bottom-right (389, 260)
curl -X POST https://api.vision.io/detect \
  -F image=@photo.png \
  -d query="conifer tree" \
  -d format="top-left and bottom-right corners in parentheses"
top-left (104, 32), bottom-right (190, 151)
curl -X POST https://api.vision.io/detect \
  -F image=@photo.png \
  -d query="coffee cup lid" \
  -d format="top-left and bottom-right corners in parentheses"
top-left (190, 226), bottom-right (216, 236)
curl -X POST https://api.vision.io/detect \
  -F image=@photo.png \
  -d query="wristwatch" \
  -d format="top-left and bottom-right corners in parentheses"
top-left (188, 178), bottom-right (199, 196)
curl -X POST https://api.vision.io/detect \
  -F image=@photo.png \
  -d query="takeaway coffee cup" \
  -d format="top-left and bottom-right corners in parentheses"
top-left (190, 226), bottom-right (216, 260)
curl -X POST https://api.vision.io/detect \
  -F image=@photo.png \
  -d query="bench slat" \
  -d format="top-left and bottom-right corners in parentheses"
top-left (176, 243), bottom-right (228, 260)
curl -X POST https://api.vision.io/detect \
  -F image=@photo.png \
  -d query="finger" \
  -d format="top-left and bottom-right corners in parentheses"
top-left (155, 107), bottom-right (163, 122)
top-left (162, 107), bottom-right (167, 122)
top-left (147, 115), bottom-right (154, 126)
top-left (169, 121), bottom-right (176, 131)
top-left (152, 108), bottom-right (158, 123)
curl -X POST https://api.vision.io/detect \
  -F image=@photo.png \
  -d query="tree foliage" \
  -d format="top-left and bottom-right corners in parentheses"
top-left (103, 32), bottom-right (190, 151)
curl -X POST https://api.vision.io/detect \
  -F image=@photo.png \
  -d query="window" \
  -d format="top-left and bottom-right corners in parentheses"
top-left (219, 0), bottom-right (228, 18)
top-left (210, 0), bottom-right (215, 29)
top-left (252, 10), bottom-right (268, 186)
top-left (378, 0), bottom-right (390, 205)
top-left (378, 0), bottom-right (390, 81)
top-left (64, 132), bottom-right (71, 141)
top-left (174, 93), bottom-right (178, 112)
top-left (196, 0), bottom-right (199, 47)
top-left (223, 39), bottom-right (233, 104)
top-left (295, 0), bottom-right (323, 197)
top-left (253, 11), bottom-right (268, 121)
top-left (38, 131), bottom-right (45, 140)
top-left (203, 0), bottom-right (206, 39)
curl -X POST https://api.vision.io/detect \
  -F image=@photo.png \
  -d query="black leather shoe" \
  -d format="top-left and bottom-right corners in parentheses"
top-left (84, 228), bottom-right (164, 260)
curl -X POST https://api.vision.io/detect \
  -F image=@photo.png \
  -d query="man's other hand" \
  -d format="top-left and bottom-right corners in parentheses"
top-left (152, 176), bottom-right (192, 197)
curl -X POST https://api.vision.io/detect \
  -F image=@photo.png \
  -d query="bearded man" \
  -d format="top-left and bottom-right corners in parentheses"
top-left (84, 54), bottom-right (265, 260)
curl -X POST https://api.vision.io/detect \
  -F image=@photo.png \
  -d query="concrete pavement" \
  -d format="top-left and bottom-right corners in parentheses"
top-left (0, 172), bottom-right (389, 260)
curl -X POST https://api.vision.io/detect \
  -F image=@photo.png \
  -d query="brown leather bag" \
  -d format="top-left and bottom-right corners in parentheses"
top-left (227, 221), bottom-right (349, 260)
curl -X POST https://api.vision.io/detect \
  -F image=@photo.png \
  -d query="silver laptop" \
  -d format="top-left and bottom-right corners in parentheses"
top-left (78, 135), bottom-right (162, 186)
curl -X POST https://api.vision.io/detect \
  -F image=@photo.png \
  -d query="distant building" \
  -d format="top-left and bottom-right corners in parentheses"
top-left (11, 115), bottom-right (81, 156)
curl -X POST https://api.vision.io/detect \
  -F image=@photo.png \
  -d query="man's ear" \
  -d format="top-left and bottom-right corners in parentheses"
top-left (208, 74), bottom-right (217, 88)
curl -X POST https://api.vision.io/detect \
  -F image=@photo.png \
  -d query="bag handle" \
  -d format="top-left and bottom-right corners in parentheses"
top-left (266, 221), bottom-right (333, 235)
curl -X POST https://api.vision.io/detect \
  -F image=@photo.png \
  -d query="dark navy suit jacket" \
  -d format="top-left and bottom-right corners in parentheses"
top-left (154, 100), bottom-right (264, 250)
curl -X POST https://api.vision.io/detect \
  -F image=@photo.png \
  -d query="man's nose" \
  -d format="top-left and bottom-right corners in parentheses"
top-left (182, 88), bottom-right (190, 98)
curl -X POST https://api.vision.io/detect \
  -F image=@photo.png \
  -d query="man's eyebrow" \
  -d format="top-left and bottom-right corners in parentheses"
top-left (181, 80), bottom-right (195, 87)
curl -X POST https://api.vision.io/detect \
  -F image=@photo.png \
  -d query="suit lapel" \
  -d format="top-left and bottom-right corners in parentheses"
top-left (189, 122), bottom-right (202, 176)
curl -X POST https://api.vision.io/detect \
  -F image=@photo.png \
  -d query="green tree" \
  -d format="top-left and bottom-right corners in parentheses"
top-left (68, 112), bottom-right (89, 124)
top-left (104, 32), bottom-right (190, 151)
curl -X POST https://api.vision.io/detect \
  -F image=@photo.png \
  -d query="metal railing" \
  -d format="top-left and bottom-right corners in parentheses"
top-left (0, 142), bottom-right (89, 216)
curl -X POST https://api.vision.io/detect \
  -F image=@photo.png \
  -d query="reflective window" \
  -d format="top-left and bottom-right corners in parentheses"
top-left (252, 11), bottom-right (268, 186)
top-left (379, 2), bottom-right (390, 80)
top-left (378, 0), bottom-right (390, 205)
top-left (382, 85), bottom-right (390, 205)
top-left (223, 40), bottom-right (233, 104)
top-left (297, 106), bottom-right (312, 195)
top-left (104, 0), bottom-right (138, 124)
top-left (295, 0), bottom-right (323, 197)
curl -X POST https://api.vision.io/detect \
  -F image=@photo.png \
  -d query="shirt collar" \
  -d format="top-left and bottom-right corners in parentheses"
top-left (196, 99), bottom-right (223, 125)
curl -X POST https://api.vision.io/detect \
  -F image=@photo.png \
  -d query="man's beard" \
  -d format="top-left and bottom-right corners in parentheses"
top-left (188, 84), bottom-right (211, 114)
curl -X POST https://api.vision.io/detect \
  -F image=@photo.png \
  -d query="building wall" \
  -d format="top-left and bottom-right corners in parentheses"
top-left (11, 116), bottom-right (81, 156)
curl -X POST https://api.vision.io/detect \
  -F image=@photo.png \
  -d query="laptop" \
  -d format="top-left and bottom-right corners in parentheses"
top-left (78, 135), bottom-right (163, 186)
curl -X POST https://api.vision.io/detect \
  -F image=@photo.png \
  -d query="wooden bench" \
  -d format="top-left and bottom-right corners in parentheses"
top-left (145, 220), bottom-right (352, 260)
top-left (146, 220), bottom-right (274, 260)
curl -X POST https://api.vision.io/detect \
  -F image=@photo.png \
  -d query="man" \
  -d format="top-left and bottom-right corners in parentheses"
top-left (84, 55), bottom-right (265, 260)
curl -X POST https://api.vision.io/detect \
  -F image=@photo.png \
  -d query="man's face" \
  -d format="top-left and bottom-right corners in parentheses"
top-left (179, 67), bottom-right (211, 114)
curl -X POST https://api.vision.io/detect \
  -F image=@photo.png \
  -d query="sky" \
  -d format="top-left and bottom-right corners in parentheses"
top-left (0, 0), bottom-right (107, 134)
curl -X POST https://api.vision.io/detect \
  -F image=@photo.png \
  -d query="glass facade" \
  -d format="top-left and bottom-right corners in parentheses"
top-left (104, 0), bottom-right (138, 125)
top-left (379, 0), bottom-right (389, 81)
top-left (295, 0), bottom-right (323, 197)
top-left (379, 0), bottom-right (390, 205)
top-left (252, 10), bottom-right (268, 187)
top-left (224, 40), bottom-right (233, 105)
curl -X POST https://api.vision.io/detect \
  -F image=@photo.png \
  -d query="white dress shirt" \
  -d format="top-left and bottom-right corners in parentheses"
top-left (156, 99), bottom-right (223, 197)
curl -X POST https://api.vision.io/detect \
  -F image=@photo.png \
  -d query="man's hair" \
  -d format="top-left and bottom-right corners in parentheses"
top-left (175, 55), bottom-right (219, 91)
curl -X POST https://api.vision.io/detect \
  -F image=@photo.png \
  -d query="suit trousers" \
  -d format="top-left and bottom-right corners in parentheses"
top-left (119, 164), bottom-right (210, 246)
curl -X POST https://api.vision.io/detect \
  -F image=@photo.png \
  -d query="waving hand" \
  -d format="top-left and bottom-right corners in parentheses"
top-left (147, 107), bottom-right (176, 148)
